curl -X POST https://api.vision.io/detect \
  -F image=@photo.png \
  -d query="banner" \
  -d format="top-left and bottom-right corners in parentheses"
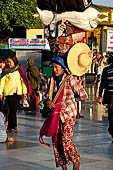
top-left (9, 38), bottom-right (50, 50)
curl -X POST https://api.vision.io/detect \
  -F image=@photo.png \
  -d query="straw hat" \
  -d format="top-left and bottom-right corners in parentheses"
top-left (67, 43), bottom-right (92, 76)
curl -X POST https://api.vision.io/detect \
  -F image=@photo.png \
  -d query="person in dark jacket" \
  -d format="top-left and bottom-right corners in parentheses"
top-left (27, 57), bottom-right (41, 91)
top-left (97, 54), bottom-right (113, 141)
top-left (27, 57), bottom-right (41, 110)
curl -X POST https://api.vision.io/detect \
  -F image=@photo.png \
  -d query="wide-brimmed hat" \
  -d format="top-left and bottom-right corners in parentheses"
top-left (67, 43), bottom-right (92, 76)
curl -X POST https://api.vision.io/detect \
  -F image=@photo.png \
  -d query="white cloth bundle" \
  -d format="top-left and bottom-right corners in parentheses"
top-left (36, 7), bottom-right (54, 26)
top-left (37, 7), bottom-right (99, 31)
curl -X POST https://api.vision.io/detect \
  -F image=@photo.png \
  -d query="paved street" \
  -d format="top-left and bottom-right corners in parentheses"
top-left (0, 84), bottom-right (113, 170)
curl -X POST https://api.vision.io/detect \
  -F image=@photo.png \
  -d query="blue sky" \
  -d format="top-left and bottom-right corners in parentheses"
top-left (93, 0), bottom-right (113, 7)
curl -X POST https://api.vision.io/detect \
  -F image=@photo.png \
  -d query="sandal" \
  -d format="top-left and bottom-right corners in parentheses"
top-left (6, 137), bottom-right (14, 142)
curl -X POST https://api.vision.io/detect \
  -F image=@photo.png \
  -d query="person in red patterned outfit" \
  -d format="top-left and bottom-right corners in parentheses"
top-left (43, 56), bottom-right (88, 170)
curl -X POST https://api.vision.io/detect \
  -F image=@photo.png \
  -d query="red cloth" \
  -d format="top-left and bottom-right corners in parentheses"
top-left (39, 87), bottom-right (64, 146)
top-left (35, 96), bottom-right (38, 109)
top-left (18, 64), bottom-right (32, 96)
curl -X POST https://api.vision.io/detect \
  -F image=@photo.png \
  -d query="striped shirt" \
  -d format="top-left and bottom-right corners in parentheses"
top-left (99, 64), bottom-right (113, 96)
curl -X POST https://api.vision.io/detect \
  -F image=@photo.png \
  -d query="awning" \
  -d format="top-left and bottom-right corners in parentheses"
top-left (0, 45), bottom-right (16, 58)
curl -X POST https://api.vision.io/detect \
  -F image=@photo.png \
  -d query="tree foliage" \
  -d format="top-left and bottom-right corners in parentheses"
top-left (0, 0), bottom-right (43, 32)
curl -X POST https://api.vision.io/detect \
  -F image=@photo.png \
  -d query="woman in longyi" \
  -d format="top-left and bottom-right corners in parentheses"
top-left (41, 44), bottom-right (91, 170)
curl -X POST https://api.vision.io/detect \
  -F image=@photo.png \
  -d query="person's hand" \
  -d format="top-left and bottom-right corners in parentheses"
top-left (36, 90), bottom-right (40, 94)
top-left (0, 95), bottom-right (3, 100)
top-left (24, 94), bottom-right (27, 100)
top-left (97, 97), bottom-right (103, 104)
top-left (47, 100), bottom-right (55, 109)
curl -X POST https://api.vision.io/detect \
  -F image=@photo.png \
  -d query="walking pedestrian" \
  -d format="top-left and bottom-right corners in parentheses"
top-left (0, 53), bottom-right (32, 133)
top-left (0, 58), bottom-right (9, 125)
top-left (26, 57), bottom-right (41, 110)
top-left (94, 53), bottom-right (102, 84)
top-left (97, 54), bottom-right (113, 141)
top-left (42, 55), bottom-right (88, 170)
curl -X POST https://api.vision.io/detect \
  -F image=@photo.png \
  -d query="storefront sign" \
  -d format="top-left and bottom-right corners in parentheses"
top-left (9, 38), bottom-right (50, 49)
top-left (106, 29), bottom-right (113, 52)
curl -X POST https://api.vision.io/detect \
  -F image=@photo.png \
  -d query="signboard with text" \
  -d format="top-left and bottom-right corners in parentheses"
top-left (106, 29), bottom-right (113, 52)
top-left (9, 38), bottom-right (50, 50)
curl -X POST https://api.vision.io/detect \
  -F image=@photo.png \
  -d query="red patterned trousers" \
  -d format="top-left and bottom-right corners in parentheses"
top-left (52, 116), bottom-right (80, 167)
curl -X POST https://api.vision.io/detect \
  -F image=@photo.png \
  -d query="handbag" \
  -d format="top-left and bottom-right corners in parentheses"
top-left (39, 75), bottom-right (71, 146)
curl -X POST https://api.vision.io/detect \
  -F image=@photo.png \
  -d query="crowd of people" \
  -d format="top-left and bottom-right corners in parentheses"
top-left (93, 52), bottom-right (108, 84)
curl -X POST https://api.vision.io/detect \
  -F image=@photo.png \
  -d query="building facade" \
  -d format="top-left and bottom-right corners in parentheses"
top-left (87, 5), bottom-right (113, 54)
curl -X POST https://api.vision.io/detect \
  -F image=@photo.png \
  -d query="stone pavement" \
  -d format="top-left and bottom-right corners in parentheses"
top-left (0, 84), bottom-right (113, 170)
